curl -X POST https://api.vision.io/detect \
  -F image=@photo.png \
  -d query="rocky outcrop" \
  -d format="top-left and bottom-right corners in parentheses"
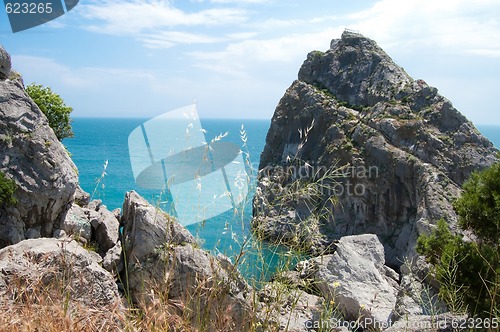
top-left (0, 46), bottom-right (11, 80)
top-left (121, 191), bottom-right (255, 330)
top-left (0, 70), bottom-right (78, 247)
top-left (253, 31), bottom-right (497, 268)
top-left (0, 238), bottom-right (122, 308)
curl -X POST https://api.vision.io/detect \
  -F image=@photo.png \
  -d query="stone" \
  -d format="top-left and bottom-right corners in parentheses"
top-left (0, 69), bottom-right (78, 248)
top-left (311, 234), bottom-right (399, 328)
top-left (121, 190), bottom-right (254, 330)
top-left (257, 281), bottom-right (324, 332)
top-left (89, 203), bottom-right (120, 255)
top-left (102, 240), bottom-right (122, 274)
top-left (0, 45), bottom-right (11, 80)
top-left (0, 238), bottom-right (122, 309)
top-left (61, 204), bottom-right (92, 241)
top-left (121, 190), bottom-right (196, 264)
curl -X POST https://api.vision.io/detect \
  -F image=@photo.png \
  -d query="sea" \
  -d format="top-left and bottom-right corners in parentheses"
top-left (64, 119), bottom-right (500, 282)
top-left (64, 117), bottom-right (297, 283)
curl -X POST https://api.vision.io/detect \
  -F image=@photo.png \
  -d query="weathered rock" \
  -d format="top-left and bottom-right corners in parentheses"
top-left (0, 69), bottom-right (78, 248)
top-left (122, 190), bottom-right (255, 330)
top-left (257, 281), bottom-right (324, 332)
top-left (61, 203), bottom-right (93, 242)
top-left (0, 45), bottom-right (11, 80)
top-left (0, 238), bottom-right (122, 309)
top-left (253, 30), bottom-right (497, 269)
top-left (121, 190), bottom-right (196, 264)
top-left (60, 198), bottom-right (120, 260)
top-left (311, 234), bottom-right (399, 328)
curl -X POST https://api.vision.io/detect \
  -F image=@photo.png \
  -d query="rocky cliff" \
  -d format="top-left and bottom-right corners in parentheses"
top-left (253, 30), bottom-right (498, 267)
top-left (0, 62), bottom-right (78, 247)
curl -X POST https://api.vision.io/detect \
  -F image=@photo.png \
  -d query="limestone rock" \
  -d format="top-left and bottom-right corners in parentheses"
top-left (311, 234), bottom-right (398, 328)
top-left (0, 238), bottom-right (122, 308)
top-left (252, 31), bottom-right (498, 268)
top-left (121, 190), bottom-right (196, 264)
top-left (60, 198), bottom-right (120, 260)
top-left (0, 70), bottom-right (78, 248)
top-left (0, 45), bottom-right (11, 80)
top-left (122, 190), bottom-right (254, 330)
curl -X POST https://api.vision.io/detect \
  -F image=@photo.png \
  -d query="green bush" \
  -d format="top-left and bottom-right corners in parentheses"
top-left (417, 163), bottom-right (500, 319)
top-left (25, 83), bottom-right (73, 141)
top-left (0, 171), bottom-right (17, 207)
top-left (453, 163), bottom-right (500, 244)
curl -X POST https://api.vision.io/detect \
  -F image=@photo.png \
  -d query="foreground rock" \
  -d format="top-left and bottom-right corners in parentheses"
top-left (60, 197), bottom-right (121, 273)
top-left (121, 191), bottom-right (255, 330)
top-left (253, 30), bottom-right (497, 267)
top-left (0, 60), bottom-right (78, 248)
top-left (0, 238), bottom-right (122, 309)
top-left (309, 234), bottom-right (398, 328)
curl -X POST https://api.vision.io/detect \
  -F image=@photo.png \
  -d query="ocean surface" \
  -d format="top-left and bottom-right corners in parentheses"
top-left (65, 117), bottom-right (301, 283)
top-left (64, 119), bottom-right (500, 281)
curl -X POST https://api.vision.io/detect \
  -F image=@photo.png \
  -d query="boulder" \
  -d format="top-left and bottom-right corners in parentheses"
top-left (0, 238), bottom-right (122, 308)
top-left (121, 190), bottom-right (196, 264)
top-left (59, 198), bottom-right (120, 264)
top-left (257, 281), bottom-right (324, 331)
top-left (0, 45), bottom-right (11, 79)
top-left (311, 234), bottom-right (399, 328)
top-left (121, 190), bottom-right (255, 330)
top-left (0, 66), bottom-right (78, 248)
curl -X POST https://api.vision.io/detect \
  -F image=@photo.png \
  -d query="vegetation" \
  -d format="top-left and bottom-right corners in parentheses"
top-left (26, 83), bottom-right (74, 141)
top-left (417, 163), bottom-right (500, 320)
top-left (0, 171), bottom-right (17, 207)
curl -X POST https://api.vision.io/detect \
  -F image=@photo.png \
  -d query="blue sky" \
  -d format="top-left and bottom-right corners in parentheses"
top-left (1, 0), bottom-right (499, 123)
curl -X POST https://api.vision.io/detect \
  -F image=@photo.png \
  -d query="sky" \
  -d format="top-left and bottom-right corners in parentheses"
top-left (0, 0), bottom-right (499, 123)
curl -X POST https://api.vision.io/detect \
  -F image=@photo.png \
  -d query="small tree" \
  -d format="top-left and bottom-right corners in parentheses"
top-left (0, 171), bottom-right (17, 207)
top-left (418, 163), bottom-right (500, 320)
top-left (26, 83), bottom-right (73, 141)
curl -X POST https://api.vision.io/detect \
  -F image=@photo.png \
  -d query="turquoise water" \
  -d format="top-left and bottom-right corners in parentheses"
top-left (65, 119), bottom-right (500, 282)
top-left (65, 117), bottom-right (302, 283)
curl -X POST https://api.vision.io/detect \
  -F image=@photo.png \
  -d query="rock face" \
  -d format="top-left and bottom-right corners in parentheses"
top-left (0, 238), bottom-right (122, 308)
top-left (253, 30), bottom-right (497, 267)
top-left (0, 69), bottom-right (78, 247)
top-left (0, 46), bottom-right (11, 80)
top-left (310, 234), bottom-right (398, 328)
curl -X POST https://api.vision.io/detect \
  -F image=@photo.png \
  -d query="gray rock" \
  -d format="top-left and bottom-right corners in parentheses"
top-left (252, 31), bottom-right (497, 270)
top-left (121, 190), bottom-right (196, 264)
top-left (311, 234), bottom-right (399, 328)
top-left (257, 281), bottom-right (324, 332)
top-left (61, 203), bottom-right (92, 241)
top-left (102, 240), bottom-right (122, 274)
top-left (0, 238), bottom-right (122, 308)
top-left (122, 190), bottom-right (254, 330)
top-left (0, 71), bottom-right (78, 248)
top-left (0, 45), bottom-right (11, 80)
top-left (89, 203), bottom-right (120, 254)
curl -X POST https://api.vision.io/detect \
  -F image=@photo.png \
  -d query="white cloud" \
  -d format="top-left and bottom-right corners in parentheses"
top-left (79, 0), bottom-right (248, 35)
top-left (140, 31), bottom-right (223, 49)
top-left (210, 0), bottom-right (270, 3)
top-left (347, 0), bottom-right (500, 57)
